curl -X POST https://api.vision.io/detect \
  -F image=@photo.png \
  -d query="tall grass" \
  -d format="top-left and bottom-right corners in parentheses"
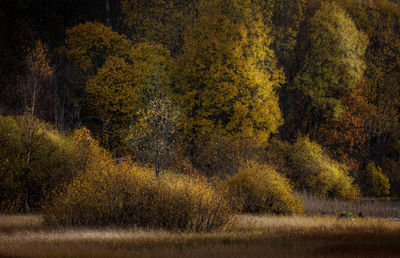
top-left (1, 214), bottom-right (400, 257)
top-left (299, 192), bottom-right (400, 218)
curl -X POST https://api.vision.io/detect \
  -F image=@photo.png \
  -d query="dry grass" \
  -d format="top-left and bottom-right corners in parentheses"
top-left (1, 214), bottom-right (400, 257)
top-left (299, 192), bottom-right (400, 218)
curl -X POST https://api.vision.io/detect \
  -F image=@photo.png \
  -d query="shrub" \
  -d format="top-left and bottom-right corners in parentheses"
top-left (45, 156), bottom-right (157, 226)
top-left (382, 159), bottom-right (400, 197)
top-left (226, 161), bottom-right (303, 214)
top-left (361, 162), bottom-right (390, 197)
top-left (150, 173), bottom-right (232, 231)
top-left (287, 136), bottom-right (360, 199)
top-left (45, 154), bottom-right (232, 231)
top-left (339, 211), bottom-right (357, 219)
top-left (0, 115), bottom-right (84, 212)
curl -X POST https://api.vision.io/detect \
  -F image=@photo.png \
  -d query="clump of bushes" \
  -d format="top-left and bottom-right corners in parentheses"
top-left (0, 115), bottom-right (84, 212)
top-left (288, 136), bottom-right (360, 199)
top-left (265, 136), bottom-right (360, 199)
top-left (45, 132), bottom-right (232, 231)
top-left (226, 161), bottom-right (303, 214)
top-left (360, 162), bottom-right (390, 197)
top-left (151, 173), bottom-right (232, 231)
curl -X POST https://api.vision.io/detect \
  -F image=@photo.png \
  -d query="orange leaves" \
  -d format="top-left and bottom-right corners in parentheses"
top-left (26, 41), bottom-right (54, 80)
top-left (317, 82), bottom-right (372, 171)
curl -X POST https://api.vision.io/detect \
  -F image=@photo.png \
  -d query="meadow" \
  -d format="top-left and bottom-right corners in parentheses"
top-left (1, 210), bottom-right (400, 258)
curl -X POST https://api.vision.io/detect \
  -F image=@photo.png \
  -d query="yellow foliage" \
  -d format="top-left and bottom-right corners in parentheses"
top-left (175, 0), bottom-right (284, 144)
top-left (362, 162), bottom-right (390, 197)
top-left (0, 115), bottom-right (88, 211)
top-left (121, 0), bottom-right (196, 53)
top-left (66, 22), bottom-right (132, 73)
top-left (226, 161), bottom-right (303, 214)
top-left (85, 42), bottom-right (173, 149)
top-left (85, 56), bottom-right (138, 125)
top-left (151, 173), bottom-right (232, 231)
top-left (46, 151), bottom-right (232, 231)
top-left (289, 136), bottom-right (360, 199)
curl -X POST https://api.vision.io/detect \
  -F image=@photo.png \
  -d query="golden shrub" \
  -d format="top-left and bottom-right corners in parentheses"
top-left (45, 156), bottom-right (158, 226)
top-left (0, 115), bottom-right (87, 212)
top-left (381, 159), bottom-right (400, 196)
top-left (150, 173), bottom-right (232, 231)
top-left (46, 153), bottom-right (232, 231)
top-left (289, 136), bottom-right (360, 199)
top-left (362, 162), bottom-right (390, 197)
top-left (226, 161), bottom-right (303, 214)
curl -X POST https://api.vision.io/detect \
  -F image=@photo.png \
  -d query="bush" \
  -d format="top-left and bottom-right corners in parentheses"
top-left (150, 173), bottom-right (232, 231)
top-left (225, 161), bottom-right (303, 214)
top-left (0, 115), bottom-right (84, 212)
top-left (45, 149), bottom-right (232, 231)
top-left (382, 159), bottom-right (400, 197)
top-left (339, 211), bottom-right (357, 219)
top-left (287, 136), bottom-right (360, 199)
top-left (361, 162), bottom-right (390, 197)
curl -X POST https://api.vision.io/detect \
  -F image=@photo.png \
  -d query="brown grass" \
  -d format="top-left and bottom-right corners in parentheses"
top-left (1, 214), bottom-right (400, 257)
top-left (299, 192), bottom-right (400, 218)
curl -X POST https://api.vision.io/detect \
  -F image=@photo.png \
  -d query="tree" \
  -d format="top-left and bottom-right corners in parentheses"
top-left (127, 96), bottom-right (179, 176)
top-left (125, 43), bottom-right (178, 175)
top-left (174, 0), bottom-right (284, 174)
top-left (294, 1), bottom-right (368, 122)
top-left (333, 0), bottom-right (400, 163)
top-left (20, 41), bottom-right (54, 212)
top-left (288, 136), bottom-right (360, 199)
top-left (316, 81), bottom-right (372, 171)
top-left (66, 21), bottom-right (131, 75)
top-left (85, 56), bottom-right (137, 148)
top-left (85, 42), bottom-right (174, 152)
top-left (121, 0), bottom-right (197, 54)
top-left (361, 162), bottom-right (390, 197)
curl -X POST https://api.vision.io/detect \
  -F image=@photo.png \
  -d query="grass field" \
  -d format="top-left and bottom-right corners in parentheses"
top-left (1, 214), bottom-right (400, 257)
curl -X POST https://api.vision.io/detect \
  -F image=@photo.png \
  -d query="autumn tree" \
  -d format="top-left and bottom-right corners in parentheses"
top-left (20, 41), bottom-right (54, 212)
top-left (125, 43), bottom-right (178, 174)
top-left (294, 1), bottom-right (368, 124)
top-left (66, 21), bottom-right (131, 75)
top-left (174, 0), bottom-right (284, 175)
top-left (316, 81), bottom-right (372, 171)
top-left (127, 96), bottom-right (179, 176)
top-left (85, 56), bottom-right (137, 148)
top-left (85, 42), bottom-right (175, 153)
top-left (121, 0), bottom-right (197, 54)
top-left (287, 136), bottom-right (360, 199)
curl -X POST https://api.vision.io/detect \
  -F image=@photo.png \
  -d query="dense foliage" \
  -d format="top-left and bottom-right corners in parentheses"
top-left (2, 0), bottom-right (400, 223)
top-left (46, 129), bottom-right (232, 231)
top-left (0, 115), bottom-right (84, 212)
top-left (226, 161), bottom-right (303, 214)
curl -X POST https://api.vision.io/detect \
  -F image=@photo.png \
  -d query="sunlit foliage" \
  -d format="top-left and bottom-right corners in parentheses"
top-left (174, 0), bottom-right (284, 174)
top-left (294, 1), bottom-right (368, 120)
top-left (46, 136), bottom-right (232, 230)
top-left (0, 115), bottom-right (82, 212)
top-left (361, 162), bottom-right (390, 197)
top-left (226, 161), bottom-right (303, 214)
top-left (264, 136), bottom-right (361, 199)
top-left (85, 56), bottom-right (137, 147)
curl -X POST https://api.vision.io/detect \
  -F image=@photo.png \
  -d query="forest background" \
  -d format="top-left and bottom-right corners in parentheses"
top-left (1, 0), bottom-right (400, 224)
